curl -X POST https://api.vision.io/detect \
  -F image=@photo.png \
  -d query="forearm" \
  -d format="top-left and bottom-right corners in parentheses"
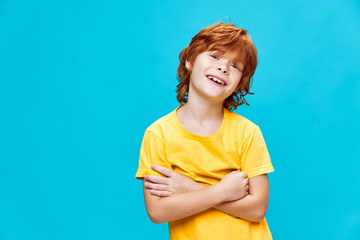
top-left (185, 177), bottom-right (268, 222)
top-left (144, 182), bottom-right (224, 224)
top-left (143, 166), bottom-right (258, 223)
top-left (214, 195), bottom-right (267, 222)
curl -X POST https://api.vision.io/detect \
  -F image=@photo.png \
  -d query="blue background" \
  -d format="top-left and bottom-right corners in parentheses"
top-left (1, 0), bottom-right (359, 239)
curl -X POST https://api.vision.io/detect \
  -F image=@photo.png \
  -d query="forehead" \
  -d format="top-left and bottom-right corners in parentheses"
top-left (222, 51), bottom-right (240, 61)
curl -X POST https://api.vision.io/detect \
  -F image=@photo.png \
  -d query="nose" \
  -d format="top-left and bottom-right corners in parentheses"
top-left (217, 66), bottom-right (228, 74)
top-left (216, 60), bottom-right (229, 74)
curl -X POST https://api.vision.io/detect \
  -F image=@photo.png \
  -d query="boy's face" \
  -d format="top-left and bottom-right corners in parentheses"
top-left (186, 51), bottom-right (244, 104)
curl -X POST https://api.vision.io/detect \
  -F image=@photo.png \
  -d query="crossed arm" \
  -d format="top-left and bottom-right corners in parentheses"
top-left (142, 165), bottom-right (269, 224)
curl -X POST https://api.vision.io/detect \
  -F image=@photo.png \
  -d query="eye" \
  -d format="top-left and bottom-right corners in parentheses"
top-left (230, 64), bottom-right (239, 69)
top-left (210, 54), bottom-right (219, 60)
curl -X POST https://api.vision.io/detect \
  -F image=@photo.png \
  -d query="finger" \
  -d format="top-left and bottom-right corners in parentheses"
top-left (144, 181), bottom-right (169, 191)
top-left (244, 178), bottom-right (249, 185)
top-left (227, 170), bottom-right (238, 176)
top-left (151, 165), bottom-right (174, 177)
top-left (145, 175), bottom-right (168, 184)
top-left (150, 189), bottom-right (171, 197)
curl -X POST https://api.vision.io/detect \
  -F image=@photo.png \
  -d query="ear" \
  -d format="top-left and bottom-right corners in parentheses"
top-left (185, 60), bottom-right (192, 71)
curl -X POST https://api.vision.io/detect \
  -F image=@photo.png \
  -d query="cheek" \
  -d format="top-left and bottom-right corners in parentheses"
top-left (232, 75), bottom-right (242, 92)
top-left (232, 73), bottom-right (242, 84)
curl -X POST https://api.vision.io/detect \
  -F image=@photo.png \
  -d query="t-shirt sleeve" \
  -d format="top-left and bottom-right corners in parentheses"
top-left (135, 130), bottom-right (172, 180)
top-left (239, 126), bottom-right (274, 179)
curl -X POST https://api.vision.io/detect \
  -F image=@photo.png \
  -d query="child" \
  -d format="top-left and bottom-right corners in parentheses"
top-left (135, 22), bottom-right (274, 240)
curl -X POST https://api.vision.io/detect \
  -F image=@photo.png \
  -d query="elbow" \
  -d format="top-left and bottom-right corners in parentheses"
top-left (147, 208), bottom-right (167, 224)
top-left (250, 207), bottom-right (268, 223)
top-left (149, 215), bottom-right (166, 224)
top-left (249, 197), bottom-right (269, 222)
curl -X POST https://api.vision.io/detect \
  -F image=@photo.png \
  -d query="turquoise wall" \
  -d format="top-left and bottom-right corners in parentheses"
top-left (1, 0), bottom-right (359, 239)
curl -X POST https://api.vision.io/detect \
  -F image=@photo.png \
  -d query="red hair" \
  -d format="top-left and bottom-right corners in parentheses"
top-left (176, 23), bottom-right (258, 110)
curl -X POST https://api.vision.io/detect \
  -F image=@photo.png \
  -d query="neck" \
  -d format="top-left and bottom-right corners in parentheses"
top-left (179, 95), bottom-right (224, 124)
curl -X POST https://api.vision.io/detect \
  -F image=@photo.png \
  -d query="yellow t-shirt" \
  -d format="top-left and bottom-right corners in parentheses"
top-left (135, 107), bottom-right (274, 240)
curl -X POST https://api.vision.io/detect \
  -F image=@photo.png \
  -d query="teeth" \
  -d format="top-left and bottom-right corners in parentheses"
top-left (208, 76), bottom-right (225, 85)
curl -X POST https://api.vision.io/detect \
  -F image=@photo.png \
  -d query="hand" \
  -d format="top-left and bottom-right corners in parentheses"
top-left (144, 165), bottom-right (204, 197)
top-left (216, 170), bottom-right (249, 202)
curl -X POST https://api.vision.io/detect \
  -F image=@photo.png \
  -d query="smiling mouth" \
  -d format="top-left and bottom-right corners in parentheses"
top-left (206, 75), bottom-right (226, 86)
